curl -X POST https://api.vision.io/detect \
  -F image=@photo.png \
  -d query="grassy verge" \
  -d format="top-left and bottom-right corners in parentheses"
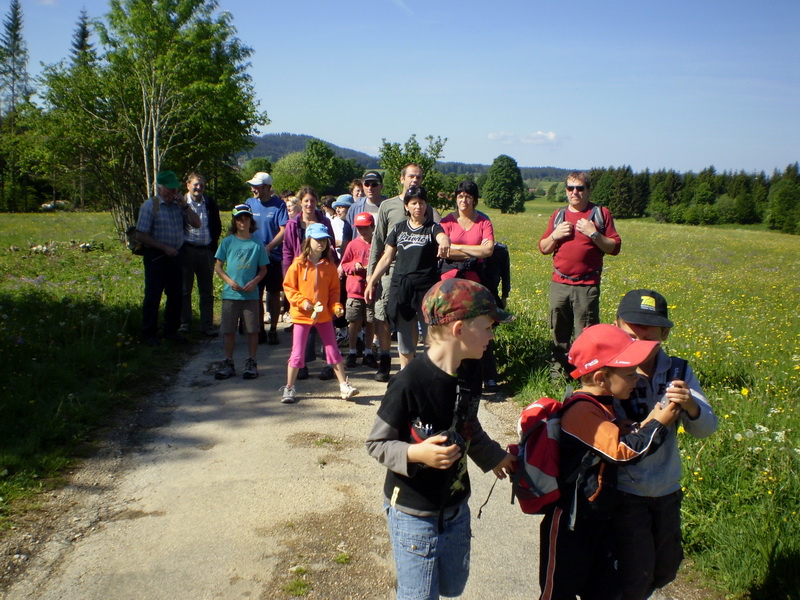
top-left (488, 202), bottom-right (799, 599)
top-left (0, 212), bottom-right (192, 527)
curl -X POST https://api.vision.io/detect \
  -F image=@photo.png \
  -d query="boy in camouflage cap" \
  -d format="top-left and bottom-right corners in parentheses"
top-left (366, 278), bottom-right (515, 600)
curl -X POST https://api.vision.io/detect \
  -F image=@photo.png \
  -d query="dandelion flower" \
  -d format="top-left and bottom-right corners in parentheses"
top-left (741, 388), bottom-right (749, 396)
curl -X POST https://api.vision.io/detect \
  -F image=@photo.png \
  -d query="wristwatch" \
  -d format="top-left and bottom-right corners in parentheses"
top-left (590, 231), bottom-right (600, 241)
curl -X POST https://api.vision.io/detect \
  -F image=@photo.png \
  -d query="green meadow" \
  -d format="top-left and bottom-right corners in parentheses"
top-left (1, 206), bottom-right (798, 599)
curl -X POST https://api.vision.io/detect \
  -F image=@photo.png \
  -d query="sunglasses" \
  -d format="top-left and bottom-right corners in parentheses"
top-left (566, 185), bottom-right (586, 192)
top-left (363, 181), bottom-right (381, 187)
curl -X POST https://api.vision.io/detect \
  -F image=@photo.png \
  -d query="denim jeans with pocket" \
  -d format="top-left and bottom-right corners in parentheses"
top-left (386, 503), bottom-right (471, 600)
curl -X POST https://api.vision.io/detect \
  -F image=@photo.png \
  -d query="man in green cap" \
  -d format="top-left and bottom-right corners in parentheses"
top-left (135, 170), bottom-right (202, 346)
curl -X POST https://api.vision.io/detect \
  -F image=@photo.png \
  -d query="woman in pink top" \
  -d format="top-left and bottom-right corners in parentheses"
top-left (439, 180), bottom-right (494, 283)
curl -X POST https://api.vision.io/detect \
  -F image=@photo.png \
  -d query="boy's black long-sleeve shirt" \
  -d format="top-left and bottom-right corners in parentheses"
top-left (366, 352), bottom-right (507, 517)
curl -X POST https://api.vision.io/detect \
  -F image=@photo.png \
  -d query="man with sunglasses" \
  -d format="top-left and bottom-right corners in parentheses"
top-left (538, 171), bottom-right (621, 380)
top-left (345, 170), bottom-right (386, 232)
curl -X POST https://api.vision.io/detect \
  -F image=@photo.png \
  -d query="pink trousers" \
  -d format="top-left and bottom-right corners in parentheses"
top-left (289, 321), bottom-right (343, 368)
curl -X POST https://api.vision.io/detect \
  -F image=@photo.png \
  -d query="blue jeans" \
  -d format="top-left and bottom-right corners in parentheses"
top-left (386, 503), bottom-right (471, 600)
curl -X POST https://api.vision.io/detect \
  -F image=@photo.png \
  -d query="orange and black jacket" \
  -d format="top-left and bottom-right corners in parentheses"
top-left (558, 393), bottom-right (669, 521)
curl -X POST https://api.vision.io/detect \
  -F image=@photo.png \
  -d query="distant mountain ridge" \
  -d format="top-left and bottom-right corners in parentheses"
top-left (241, 133), bottom-right (573, 180)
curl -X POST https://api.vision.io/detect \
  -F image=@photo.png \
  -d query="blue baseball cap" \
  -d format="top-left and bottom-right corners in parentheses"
top-left (305, 223), bottom-right (330, 240)
top-left (332, 195), bottom-right (354, 208)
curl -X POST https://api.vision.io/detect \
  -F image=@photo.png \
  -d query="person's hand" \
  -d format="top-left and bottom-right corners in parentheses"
top-left (492, 453), bottom-right (516, 479)
top-left (242, 280), bottom-right (256, 293)
top-left (575, 218), bottom-right (597, 238)
top-left (364, 281), bottom-right (375, 304)
top-left (163, 246), bottom-right (178, 257)
top-left (663, 380), bottom-right (700, 418)
top-left (647, 401), bottom-right (682, 427)
top-left (408, 435), bottom-right (462, 469)
top-left (229, 281), bottom-right (243, 292)
top-left (301, 299), bottom-right (313, 312)
top-left (333, 304), bottom-right (344, 318)
top-left (354, 261), bottom-right (364, 272)
top-left (437, 239), bottom-right (451, 258)
top-left (552, 220), bottom-right (572, 241)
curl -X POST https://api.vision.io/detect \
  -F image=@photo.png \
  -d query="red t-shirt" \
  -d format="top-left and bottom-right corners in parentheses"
top-left (539, 203), bottom-right (620, 285)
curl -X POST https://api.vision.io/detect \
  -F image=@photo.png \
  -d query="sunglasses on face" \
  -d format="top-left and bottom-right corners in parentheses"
top-left (363, 181), bottom-right (381, 188)
top-left (566, 185), bottom-right (586, 192)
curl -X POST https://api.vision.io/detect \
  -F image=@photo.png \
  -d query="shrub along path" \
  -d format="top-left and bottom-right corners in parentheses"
top-left (1, 324), bottom-right (693, 599)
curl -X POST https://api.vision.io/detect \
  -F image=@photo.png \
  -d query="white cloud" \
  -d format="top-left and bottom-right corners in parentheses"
top-left (36, 0), bottom-right (58, 5)
top-left (487, 132), bottom-right (516, 144)
top-left (521, 131), bottom-right (558, 145)
top-left (487, 131), bottom-right (559, 146)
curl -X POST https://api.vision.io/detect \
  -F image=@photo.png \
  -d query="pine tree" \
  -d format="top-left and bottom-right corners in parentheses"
top-left (0, 0), bottom-right (30, 116)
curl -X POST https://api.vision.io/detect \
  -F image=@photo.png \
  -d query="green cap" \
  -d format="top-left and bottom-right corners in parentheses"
top-left (156, 171), bottom-right (181, 189)
top-left (422, 279), bottom-right (514, 325)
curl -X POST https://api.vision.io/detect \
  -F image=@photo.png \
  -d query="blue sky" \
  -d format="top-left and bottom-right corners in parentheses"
top-left (14, 0), bottom-right (800, 174)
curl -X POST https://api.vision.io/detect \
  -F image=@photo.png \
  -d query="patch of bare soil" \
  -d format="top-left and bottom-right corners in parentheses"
top-left (260, 490), bottom-right (393, 600)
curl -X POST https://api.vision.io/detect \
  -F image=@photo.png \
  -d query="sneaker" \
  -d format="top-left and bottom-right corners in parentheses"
top-left (340, 380), bottom-right (359, 400)
top-left (318, 365), bottom-right (335, 380)
top-left (297, 366), bottom-right (309, 380)
top-left (215, 358), bottom-right (235, 380)
top-left (362, 353), bottom-right (378, 369)
top-left (280, 385), bottom-right (296, 404)
top-left (178, 324), bottom-right (191, 334)
top-left (375, 354), bottom-right (391, 382)
top-left (345, 353), bottom-right (358, 369)
top-left (243, 357), bottom-right (258, 379)
top-left (267, 330), bottom-right (279, 345)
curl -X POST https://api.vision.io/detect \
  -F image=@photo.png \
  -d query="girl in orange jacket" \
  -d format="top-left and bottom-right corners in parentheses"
top-left (280, 223), bottom-right (358, 404)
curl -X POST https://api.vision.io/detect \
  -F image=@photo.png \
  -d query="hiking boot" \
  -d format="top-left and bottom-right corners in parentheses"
top-left (362, 353), bottom-right (378, 369)
top-left (243, 358), bottom-right (258, 379)
top-left (164, 332), bottom-right (187, 344)
top-left (345, 353), bottom-right (358, 369)
top-left (318, 365), bottom-right (335, 380)
top-left (267, 330), bottom-right (279, 345)
top-left (280, 385), bottom-right (296, 404)
top-left (375, 354), bottom-right (391, 382)
top-left (297, 366), bottom-right (309, 380)
top-left (484, 379), bottom-right (500, 393)
top-left (215, 358), bottom-right (235, 380)
top-left (340, 380), bottom-right (359, 401)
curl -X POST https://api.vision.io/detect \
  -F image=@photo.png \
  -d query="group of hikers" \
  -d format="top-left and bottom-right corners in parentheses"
top-left (134, 167), bottom-right (717, 600)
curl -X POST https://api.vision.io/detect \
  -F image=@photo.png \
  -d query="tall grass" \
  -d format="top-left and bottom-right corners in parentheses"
top-left (489, 201), bottom-right (800, 599)
top-left (0, 213), bottom-right (188, 525)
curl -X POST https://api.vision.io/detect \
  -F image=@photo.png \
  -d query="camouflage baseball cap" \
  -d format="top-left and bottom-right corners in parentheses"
top-left (422, 279), bottom-right (514, 325)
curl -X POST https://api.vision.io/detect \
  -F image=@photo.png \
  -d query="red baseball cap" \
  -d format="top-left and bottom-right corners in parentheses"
top-left (354, 212), bottom-right (374, 227)
top-left (568, 324), bottom-right (659, 378)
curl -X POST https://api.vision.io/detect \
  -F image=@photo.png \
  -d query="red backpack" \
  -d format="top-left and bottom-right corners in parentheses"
top-left (507, 393), bottom-right (600, 515)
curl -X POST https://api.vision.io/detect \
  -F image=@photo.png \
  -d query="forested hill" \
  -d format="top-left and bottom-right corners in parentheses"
top-left (241, 133), bottom-right (573, 180)
top-left (242, 133), bottom-right (380, 168)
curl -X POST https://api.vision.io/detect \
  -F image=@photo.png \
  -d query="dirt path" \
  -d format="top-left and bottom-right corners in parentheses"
top-left (1, 324), bottom-right (691, 599)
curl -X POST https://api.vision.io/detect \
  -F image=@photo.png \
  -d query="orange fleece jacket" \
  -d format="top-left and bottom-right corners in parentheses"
top-left (282, 255), bottom-right (343, 325)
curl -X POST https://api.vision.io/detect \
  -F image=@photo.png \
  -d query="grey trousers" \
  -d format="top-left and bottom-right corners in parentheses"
top-left (181, 244), bottom-right (216, 332)
top-left (548, 281), bottom-right (600, 376)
